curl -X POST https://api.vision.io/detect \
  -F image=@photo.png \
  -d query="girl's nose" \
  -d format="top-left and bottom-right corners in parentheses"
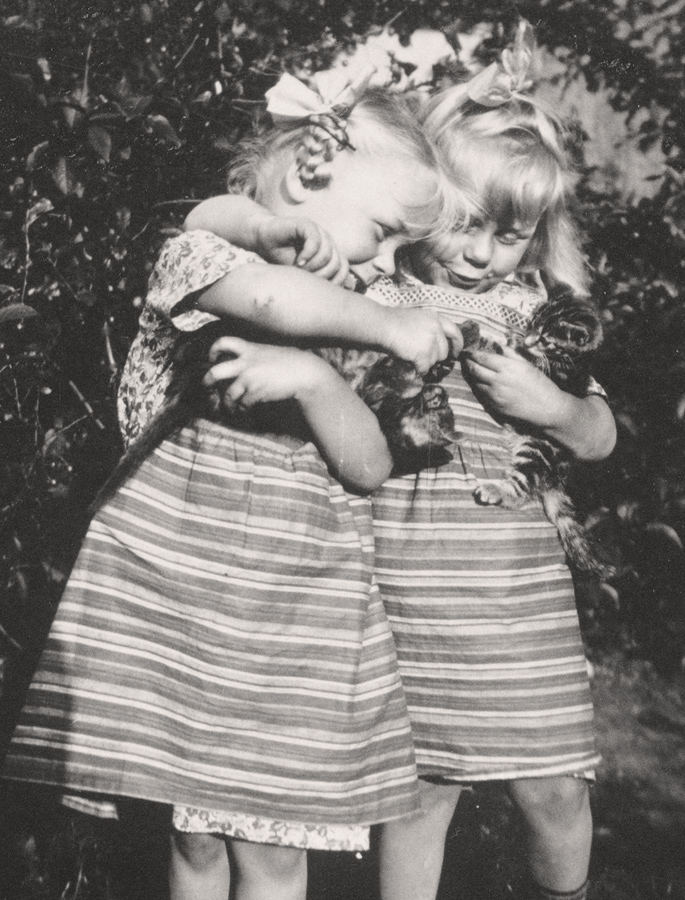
top-left (463, 231), bottom-right (494, 268)
top-left (374, 246), bottom-right (397, 277)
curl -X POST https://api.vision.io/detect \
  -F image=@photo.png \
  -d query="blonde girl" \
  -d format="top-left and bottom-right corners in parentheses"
top-left (3, 72), bottom-right (461, 900)
top-left (372, 30), bottom-right (615, 900)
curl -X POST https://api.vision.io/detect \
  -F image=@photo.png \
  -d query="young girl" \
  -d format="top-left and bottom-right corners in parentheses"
top-left (200, 31), bottom-right (616, 900)
top-left (2, 73), bottom-right (461, 900)
top-left (368, 44), bottom-right (616, 900)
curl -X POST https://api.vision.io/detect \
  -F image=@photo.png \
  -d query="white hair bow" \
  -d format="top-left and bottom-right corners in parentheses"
top-left (466, 19), bottom-right (536, 108)
top-left (265, 65), bottom-right (376, 125)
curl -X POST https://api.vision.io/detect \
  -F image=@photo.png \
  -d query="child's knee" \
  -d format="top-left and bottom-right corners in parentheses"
top-left (508, 776), bottom-right (590, 827)
top-left (232, 841), bottom-right (306, 881)
top-left (385, 779), bottom-right (462, 841)
top-left (171, 830), bottom-right (226, 869)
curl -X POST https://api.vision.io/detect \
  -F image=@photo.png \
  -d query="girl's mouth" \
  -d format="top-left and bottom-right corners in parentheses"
top-left (346, 269), bottom-right (370, 293)
top-left (445, 269), bottom-right (486, 291)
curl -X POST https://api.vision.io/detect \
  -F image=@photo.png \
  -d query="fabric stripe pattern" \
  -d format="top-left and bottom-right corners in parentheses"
top-left (368, 278), bottom-right (600, 781)
top-left (4, 419), bottom-right (418, 826)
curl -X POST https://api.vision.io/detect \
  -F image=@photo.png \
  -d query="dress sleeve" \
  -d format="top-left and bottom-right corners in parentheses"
top-left (146, 230), bottom-right (265, 332)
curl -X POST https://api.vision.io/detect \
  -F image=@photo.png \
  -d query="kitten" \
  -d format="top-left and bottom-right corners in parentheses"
top-left (316, 346), bottom-right (455, 473)
top-left (93, 326), bottom-right (455, 512)
top-left (460, 286), bottom-right (612, 578)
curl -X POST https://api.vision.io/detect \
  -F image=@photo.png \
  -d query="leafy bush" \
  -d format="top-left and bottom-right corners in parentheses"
top-left (1, 0), bottom-right (684, 715)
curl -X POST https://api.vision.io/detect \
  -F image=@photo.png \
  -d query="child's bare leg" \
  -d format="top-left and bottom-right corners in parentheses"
top-left (230, 841), bottom-right (307, 900)
top-left (507, 776), bottom-right (592, 897)
top-left (379, 780), bottom-right (462, 900)
top-left (169, 831), bottom-right (230, 900)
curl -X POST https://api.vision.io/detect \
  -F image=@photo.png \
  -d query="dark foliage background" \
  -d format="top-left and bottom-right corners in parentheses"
top-left (0, 0), bottom-right (684, 734)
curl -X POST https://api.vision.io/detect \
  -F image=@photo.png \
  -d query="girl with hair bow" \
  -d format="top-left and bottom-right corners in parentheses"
top-left (372, 21), bottom-right (613, 900)
top-left (2, 70), bottom-right (462, 900)
top-left (194, 20), bottom-right (615, 900)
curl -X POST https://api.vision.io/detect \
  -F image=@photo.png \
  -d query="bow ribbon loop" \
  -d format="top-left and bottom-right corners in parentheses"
top-left (265, 65), bottom-right (376, 126)
top-left (265, 66), bottom-right (376, 183)
top-left (466, 19), bottom-right (536, 108)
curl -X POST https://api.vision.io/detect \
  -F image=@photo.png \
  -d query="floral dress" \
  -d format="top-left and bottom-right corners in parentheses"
top-left (3, 232), bottom-right (419, 852)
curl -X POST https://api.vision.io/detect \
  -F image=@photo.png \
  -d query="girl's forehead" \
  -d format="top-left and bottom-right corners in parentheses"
top-left (363, 155), bottom-right (441, 223)
top-left (453, 140), bottom-right (554, 227)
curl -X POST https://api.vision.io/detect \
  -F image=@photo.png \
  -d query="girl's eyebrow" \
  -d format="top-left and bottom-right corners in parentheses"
top-left (500, 223), bottom-right (535, 237)
top-left (380, 217), bottom-right (405, 233)
top-left (377, 217), bottom-right (410, 239)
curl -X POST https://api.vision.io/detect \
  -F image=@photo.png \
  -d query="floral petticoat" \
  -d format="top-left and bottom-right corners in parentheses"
top-left (172, 805), bottom-right (369, 852)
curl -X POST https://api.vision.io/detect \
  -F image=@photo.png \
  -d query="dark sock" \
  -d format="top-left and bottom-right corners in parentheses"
top-left (529, 880), bottom-right (588, 900)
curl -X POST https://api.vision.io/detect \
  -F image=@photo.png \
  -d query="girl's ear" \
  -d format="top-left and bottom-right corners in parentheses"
top-left (284, 160), bottom-right (311, 204)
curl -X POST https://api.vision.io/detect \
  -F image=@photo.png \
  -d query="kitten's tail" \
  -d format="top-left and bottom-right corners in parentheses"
top-left (542, 487), bottom-right (615, 580)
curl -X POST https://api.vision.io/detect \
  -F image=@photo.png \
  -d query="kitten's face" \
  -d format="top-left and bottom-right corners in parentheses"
top-left (358, 355), bottom-right (455, 473)
top-left (513, 293), bottom-right (603, 385)
top-left (526, 295), bottom-right (603, 352)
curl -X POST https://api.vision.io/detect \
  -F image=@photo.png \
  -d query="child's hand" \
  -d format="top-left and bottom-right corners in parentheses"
top-left (254, 217), bottom-right (350, 286)
top-left (383, 308), bottom-right (464, 375)
top-left (203, 336), bottom-right (329, 408)
top-left (462, 345), bottom-right (564, 426)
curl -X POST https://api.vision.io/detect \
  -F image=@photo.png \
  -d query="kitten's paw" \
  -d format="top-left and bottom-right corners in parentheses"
top-left (473, 481), bottom-right (523, 508)
top-left (473, 482), bottom-right (506, 506)
top-left (460, 320), bottom-right (481, 350)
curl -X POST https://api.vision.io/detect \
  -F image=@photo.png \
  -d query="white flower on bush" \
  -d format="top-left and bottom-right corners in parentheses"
top-left (455, 23), bottom-right (492, 72)
top-left (329, 40), bottom-right (397, 89)
top-left (366, 29), bottom-right (457, 88)
top-left (328, 28), bottom-right (457, 92)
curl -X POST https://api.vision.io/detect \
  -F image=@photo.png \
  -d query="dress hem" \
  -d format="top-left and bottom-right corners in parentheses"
top-left (416, 756), bottom-right (601, 783)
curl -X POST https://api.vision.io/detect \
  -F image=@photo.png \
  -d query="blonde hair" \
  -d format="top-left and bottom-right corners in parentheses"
top-left (420, 86), bottom-right (588, 295)
top-left (227, 87), bottom-right (462, 238)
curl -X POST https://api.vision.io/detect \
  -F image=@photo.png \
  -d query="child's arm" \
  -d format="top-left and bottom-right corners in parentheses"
top-left (205, 337), bottom-right (393, 491)
top-left (197, 263), bottom-right (460, 376)
top-left (184, 197), bottom-right (461, 373)
top-left (185, 195), bottom-right (349, 284)
top-left (463, 347), bottom-right (616, 461)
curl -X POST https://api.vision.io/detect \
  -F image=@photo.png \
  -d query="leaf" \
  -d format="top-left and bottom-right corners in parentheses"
top-left (616, 411), bottom-right (639, 438)
top-left (26, 140), bottom-right (50, 172)
top-left (0, 239), bottom-right (18, 269)
top-left (52, 157), bottom-right (85, 197)
top-left (643, 521), bottom-right (684, 553)
top-left (75, 289), bottom-right (97, 307)
top-left (676, 395), bottom-right (685, 422)
top-left (26, 198), bottom-right (54, 229)
top-left (37, 56), bottom-right (51, 82)
top-left (88, 125), bottom-right (112, 162)
top-left (143, 114), bottom-right (181, 147)
top-left (63, 91), bottom-right (87, 130)
top-left (0, 304), bottom-right (39, 327)
top-left (215, 1), bottom-right (232, 24)
top-left (116, 207), bottom-right (131, 231)
top-left (113, 75), bottom-right (153, 118)
top-left (599, 582), bottom-right (620, 609)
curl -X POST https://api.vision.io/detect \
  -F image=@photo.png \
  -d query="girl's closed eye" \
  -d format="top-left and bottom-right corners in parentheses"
top-left (376, 221), bottom-right (401, 241)
top-left (497, 227), bottom-right (535, 247)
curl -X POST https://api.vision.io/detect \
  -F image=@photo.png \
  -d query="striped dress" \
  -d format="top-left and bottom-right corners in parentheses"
top-left (368, 276), bottom-right (601, 782)
top-left (2, 233), bottom-right (419, 851)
